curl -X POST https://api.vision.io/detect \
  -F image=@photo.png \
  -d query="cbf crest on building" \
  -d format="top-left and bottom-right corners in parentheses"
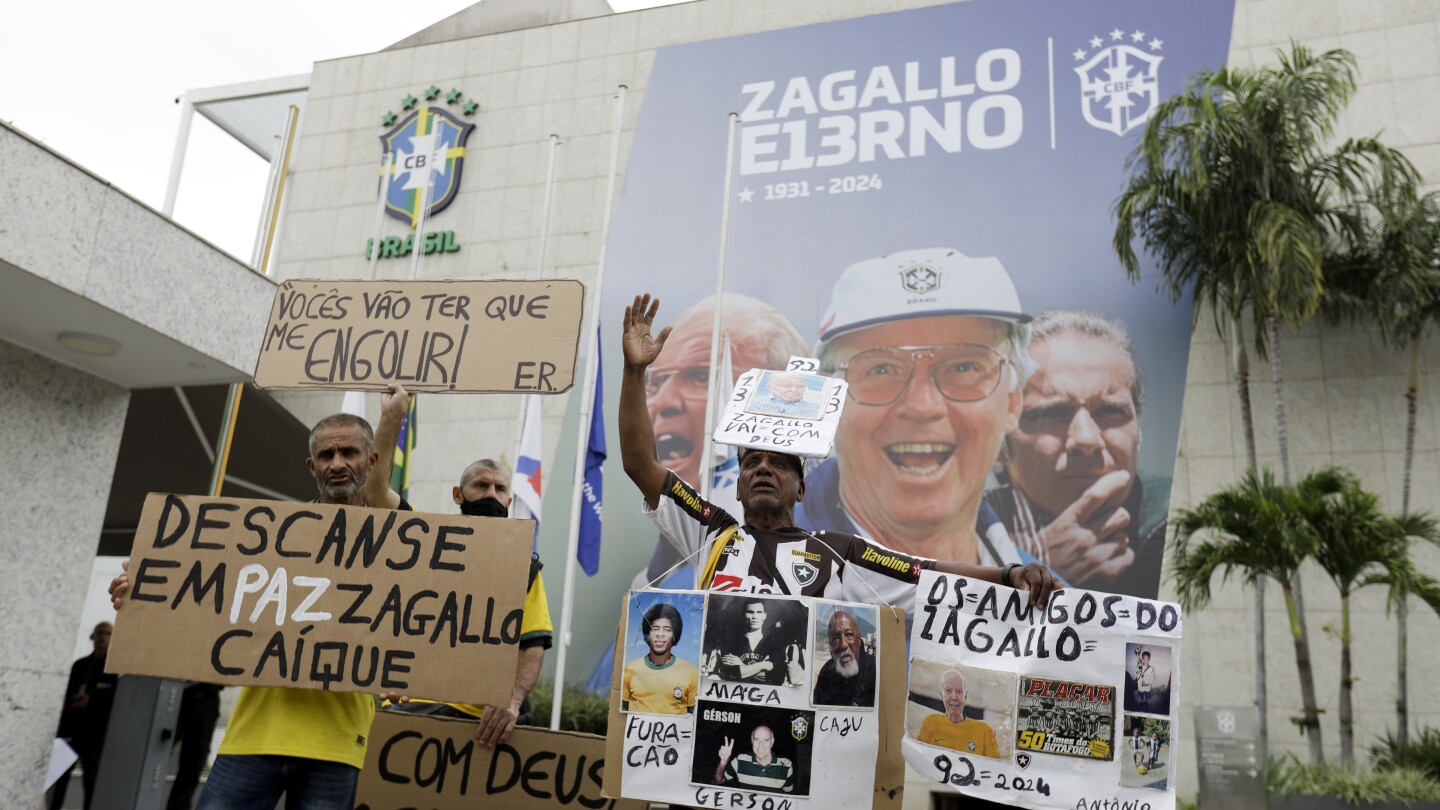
top-left (1073, 30), bottom-right (1165, 136)
top-left (379, 89), bottom-right (476, 228)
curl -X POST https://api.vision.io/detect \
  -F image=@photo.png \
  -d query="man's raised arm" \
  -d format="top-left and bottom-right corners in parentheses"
top-left (619, 293), bottom-right (673, 510)
top-left (363, 384), bottom-right (408, 510)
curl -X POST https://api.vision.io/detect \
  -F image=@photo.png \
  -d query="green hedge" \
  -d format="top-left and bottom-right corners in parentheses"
top-left (526, 682), bottom-right (610, 736)
top-left (1269, 757), bottom-right (1440, 805)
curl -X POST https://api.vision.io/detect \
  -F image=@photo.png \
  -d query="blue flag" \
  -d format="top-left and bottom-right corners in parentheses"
top-left (578, 327), bottom-right (606, 575)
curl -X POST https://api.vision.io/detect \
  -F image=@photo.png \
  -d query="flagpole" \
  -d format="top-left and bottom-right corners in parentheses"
top-left (408, 110), bottom-right (444, 281)
top-left (536, 134), bottom-right (561, 277)
top-left (368, 152), bottom-right (393, 279)
top-left (699, 113), bottom-right (740, 503)
top-left (551, 84), bottom-right (626, 731)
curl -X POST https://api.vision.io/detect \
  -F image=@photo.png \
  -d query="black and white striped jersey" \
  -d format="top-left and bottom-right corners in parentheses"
top-left (645, 471), bottom-right (935, 605)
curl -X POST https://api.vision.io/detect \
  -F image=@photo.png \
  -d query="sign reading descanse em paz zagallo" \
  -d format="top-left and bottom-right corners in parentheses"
top-left (904, 570), bottom-right (1183, 810)
top-left (356, 712), bottom-right (644, 810)
top-left (107, 494), bottom-right (532, 707)
top-left (253, 279), bottom-right (584, 394)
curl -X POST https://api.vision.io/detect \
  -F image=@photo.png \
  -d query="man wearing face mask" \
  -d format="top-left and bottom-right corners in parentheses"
top-left (366, 384), bottom-right (553, 747)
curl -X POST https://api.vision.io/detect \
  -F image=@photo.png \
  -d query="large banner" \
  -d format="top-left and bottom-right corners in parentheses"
top-left (588, 0), bottom-right (1235, 638)
top-left (904, 570), bottom-right (1183, 809)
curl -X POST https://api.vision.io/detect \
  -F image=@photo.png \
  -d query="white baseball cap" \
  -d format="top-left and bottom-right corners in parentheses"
top-left (816, 248), bottom-right (1031, 346)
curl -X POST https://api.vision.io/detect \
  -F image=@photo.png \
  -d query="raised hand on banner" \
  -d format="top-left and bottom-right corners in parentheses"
top-left (1038, 469), bottom-right (1134, 587)
top-left (622, 293), bottom-right (672, 370)
top-left (381, 383), bottom-right (411, 422)
top-left (1008, 562), bottom-right (1061, 608)
top-left (108, 559), bottom-right (130, 609)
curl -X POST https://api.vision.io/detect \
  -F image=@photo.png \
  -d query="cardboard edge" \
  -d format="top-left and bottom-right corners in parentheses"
top-left (873, 605), bottom-right (909, 810)
top-left (601, 592), bottom-right (630, 800)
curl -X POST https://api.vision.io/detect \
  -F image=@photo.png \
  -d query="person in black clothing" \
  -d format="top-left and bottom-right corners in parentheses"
top-left (812, 610), bottom-right (876, 707)
top-left (51, 622), bottom-right (117, 810)
top-left (166, 683), bottom-right (221, 810)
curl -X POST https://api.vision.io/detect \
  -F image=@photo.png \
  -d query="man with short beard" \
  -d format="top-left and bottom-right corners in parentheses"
top-left (812, 610), bottom-right (875, 707)
top-left (110, 413), bottom-right (384, 809)
top-left (367, 384), bottom-right (553, 747)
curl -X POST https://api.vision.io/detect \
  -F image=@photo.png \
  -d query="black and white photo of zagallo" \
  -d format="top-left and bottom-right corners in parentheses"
top-left (701, 593), bottom-right (809, 688)
top-left (1123, 642), bottom-right (1174, 716)
top-left (691, 701), bottom-right (815, 797)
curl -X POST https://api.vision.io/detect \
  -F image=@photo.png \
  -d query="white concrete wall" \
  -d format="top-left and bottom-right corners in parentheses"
top-left (272, 0), bottom-right (1440, 802)
top-left (0, 342), bottom-right (129, 804)
top-left (1167, 0), bottom-right (1440, 795)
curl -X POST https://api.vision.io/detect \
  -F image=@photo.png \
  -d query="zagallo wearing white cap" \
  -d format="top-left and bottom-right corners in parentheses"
top-left (798, 247), bottom-right (1037, 568)
top-left (817, 247), bottom-right (1032, 346)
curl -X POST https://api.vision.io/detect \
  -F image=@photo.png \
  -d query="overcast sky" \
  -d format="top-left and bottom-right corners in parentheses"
top-left (3, 0), bottom-right (676, 261)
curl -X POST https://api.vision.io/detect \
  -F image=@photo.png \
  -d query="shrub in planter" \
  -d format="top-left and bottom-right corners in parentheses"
top-left (1371, 728), bottom-right (1440, 782)
top-left (525, 682), bottom-right (610, 736)
top-left (1269, 757), bottom-right (1440, 808)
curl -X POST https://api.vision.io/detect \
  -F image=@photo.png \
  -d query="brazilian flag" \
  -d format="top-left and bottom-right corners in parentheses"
top-left (391, 396), bottom-right (417, 500)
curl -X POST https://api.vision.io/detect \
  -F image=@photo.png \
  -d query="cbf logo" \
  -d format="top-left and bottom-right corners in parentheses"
top-left (378, 86), bottom-right (477, 227)
top-left (899, 263), bottom-right (942, 294)
top-left (1073, 29), bottom-right (1165, 136)
top-left (1217, 709), bottom-right (1237, 735)
top-left (790, 715), bottom-right (810, 741)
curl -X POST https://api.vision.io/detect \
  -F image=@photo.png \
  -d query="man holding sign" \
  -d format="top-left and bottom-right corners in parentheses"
top-left (366, 383), bottom-right (554, 748)
top-left (619, 293), bottom-right (1059, 604)
top-left (110, 414), bottom-right (386, 808)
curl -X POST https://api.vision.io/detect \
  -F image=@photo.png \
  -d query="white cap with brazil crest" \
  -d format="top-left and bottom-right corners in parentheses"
top-left (816, 247), bottom-right (1031, 346)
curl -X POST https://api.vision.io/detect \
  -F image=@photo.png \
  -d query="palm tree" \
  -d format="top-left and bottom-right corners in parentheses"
top-left (1322, 185), bottom-right (1440, 744)
top-left (1300, 468), bottom-right (1440, 766)
top-left (1170, 468), bottom-right (1344, 761)
top-left (1116, 43), bottom-right (1414, 762)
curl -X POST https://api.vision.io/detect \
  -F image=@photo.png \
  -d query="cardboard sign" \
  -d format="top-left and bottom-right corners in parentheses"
top-left (711, 367), bottom-right (847, 459)
top-left (108, 494), bottom-right (531, 706)
top-left (355, 712), bottom-right (644, 810)
top-left (604, 591), bottom-right (908, 810)
top-left (903, 570), bottom-right (1183, 810)
top-left (253, 279), bottom-right (585, 394)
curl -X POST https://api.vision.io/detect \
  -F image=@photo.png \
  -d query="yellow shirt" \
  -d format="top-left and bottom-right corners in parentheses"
top-left (218, 687), bottom-right (376, 769)
top-left (916, 714), bottom-right (1001, 759)
top-left (407, 570), bottom-right (555, 719)
top-left (622, 655), bottom-right (700, 715)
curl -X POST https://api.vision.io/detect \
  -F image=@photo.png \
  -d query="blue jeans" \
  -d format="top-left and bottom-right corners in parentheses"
top-left (196, 755), bottom-right (358, 810)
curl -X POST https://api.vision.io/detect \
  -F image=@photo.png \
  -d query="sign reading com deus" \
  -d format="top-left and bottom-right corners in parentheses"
top-left (107, 494), bottom-right (533, 707)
